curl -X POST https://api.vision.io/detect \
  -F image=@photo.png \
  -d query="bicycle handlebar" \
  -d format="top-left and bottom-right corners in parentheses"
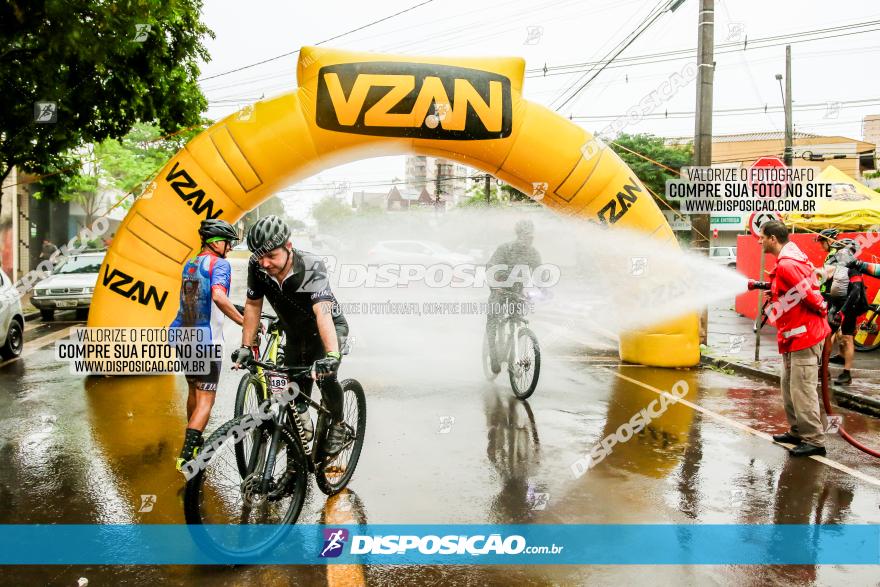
top-left (233, 303), bottom-right (278, 322)
top-left (243, 357), bottom-right (312, 376)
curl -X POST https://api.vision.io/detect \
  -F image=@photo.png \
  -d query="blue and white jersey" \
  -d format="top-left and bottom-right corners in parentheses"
top-left (169, 252), bottom-right (232, 344)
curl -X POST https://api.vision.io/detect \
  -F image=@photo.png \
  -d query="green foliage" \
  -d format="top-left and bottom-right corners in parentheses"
top-left (0, 0), bottom-right (214, 214)
top-left (357, 203), bottom-right (386, 217)
top-left (312, 196), bottom-right (354, 231)
top-left (96, 122), bottom-right (204, 195)
top-left (609, 133), bottom-right (693, 199)
top-left (288, 217), bottom-right (307, 231)
top-left (242, 196), bottom-right (289, 232)
top-left (459, 179), bottom-right (533, 207)
top-left (33, 122), bottom-right (206, 226)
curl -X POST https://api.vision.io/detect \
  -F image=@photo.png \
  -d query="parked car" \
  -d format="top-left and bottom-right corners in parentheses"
top-left (0, 268), bottom-right (24, 359)
top-left (709, 246), bottom-right (737, 268)
top-left (31, 251), bottom-right (106, 321)
top-left (367, 240), bottom-right (475, 266)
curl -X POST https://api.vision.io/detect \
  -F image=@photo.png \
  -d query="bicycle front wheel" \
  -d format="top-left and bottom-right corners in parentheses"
top-left (855, 314), bottom-right (880, 352)
top-left (183, 416), bottom-right (308, 561)
top-left (509, 327), bottom-right (541, 400)
top-left (315, 378), bottom-right (367, 496)
top-left (234, 373), bottom-right (267, 477)
top-left (482, 331), bottom-right (500, 381)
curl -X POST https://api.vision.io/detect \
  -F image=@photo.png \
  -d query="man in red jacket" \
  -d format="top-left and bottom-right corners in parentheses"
top-left (759, 221), bottom-right (831, 457)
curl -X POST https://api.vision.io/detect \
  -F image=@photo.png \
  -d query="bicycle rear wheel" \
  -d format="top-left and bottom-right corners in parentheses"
top-left (183, 416), bottom-right (308, 561)
top-left (315, 378), bottom-right (367, 496)
top-left (509, 327), bottom-right (540, 400)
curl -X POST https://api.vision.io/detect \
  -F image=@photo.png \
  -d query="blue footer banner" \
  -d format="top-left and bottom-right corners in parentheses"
top-left (0, 525), bottom-right (878, 565)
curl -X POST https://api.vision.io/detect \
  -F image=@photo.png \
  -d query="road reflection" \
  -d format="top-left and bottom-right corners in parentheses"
top-left (483, 387), bottom-right (544, 522)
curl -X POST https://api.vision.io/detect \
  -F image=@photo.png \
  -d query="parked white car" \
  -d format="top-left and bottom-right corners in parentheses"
top-left (0, 268), bottom-right (24, 359)
top-left (709, 246), bottom-right (737, 268)
top-left (31, 251), bottom-right (105, 321)
top-left (367, 240), bottom-right (475, 266)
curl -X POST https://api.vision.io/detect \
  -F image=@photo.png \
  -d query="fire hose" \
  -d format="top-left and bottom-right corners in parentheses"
top-left (749, 280), bottom-right (880, 458)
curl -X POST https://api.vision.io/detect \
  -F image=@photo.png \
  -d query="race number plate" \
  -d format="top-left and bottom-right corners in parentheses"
top-left (268, 373), bottom-right (289, 397)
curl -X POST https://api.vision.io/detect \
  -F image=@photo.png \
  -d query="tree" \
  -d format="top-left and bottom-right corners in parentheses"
top-left (0, 0), bottom-right (214, 218)
top-left (311, 196), bottom-right (353, 232)
top-left (609, 133), bottom-right (693, 200)
top-left (459, 178), bottom-right (534, 207)
top-left (96, 122), bottom-right (204, 196)
top-left (33, 122), bottom-right (205, 229)
top-left (241, 195), bottom-right (289, 232)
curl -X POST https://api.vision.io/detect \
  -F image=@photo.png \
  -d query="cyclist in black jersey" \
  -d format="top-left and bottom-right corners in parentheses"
top-left (232, 215), bottom-right (351, 457)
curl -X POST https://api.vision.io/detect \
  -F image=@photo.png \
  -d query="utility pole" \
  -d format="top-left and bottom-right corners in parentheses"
top-left (692, 0), bottom-right (714, 344)
top-left (10, 168), bottom-right (19, 280)
top-left (434, 159), bottom-right (443, 210)
top-left (784, 45), bottom-right (793, 166)
top-left (485, 174), bottom-right (491, 205)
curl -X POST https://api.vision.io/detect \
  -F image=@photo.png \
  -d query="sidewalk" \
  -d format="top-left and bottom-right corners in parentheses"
top-left (704, 302), bottom-right (880, 417)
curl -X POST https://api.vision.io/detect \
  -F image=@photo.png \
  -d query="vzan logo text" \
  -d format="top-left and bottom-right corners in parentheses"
top-left (166, 162), bottom-right (224, 220)
top-left (102, 266), bottom-right (169, 310)
top-left (593, 178), bottom-right (642, 226)
top-left (316, 62), bottom-right (512, 140)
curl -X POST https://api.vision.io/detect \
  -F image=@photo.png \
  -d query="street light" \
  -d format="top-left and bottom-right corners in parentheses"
top-left (774, 73), bottom-right (784, 105)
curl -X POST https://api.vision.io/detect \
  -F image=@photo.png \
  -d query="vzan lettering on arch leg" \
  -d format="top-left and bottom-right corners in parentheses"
top-left (596, 178), bottom-right (643, 226)
top-left (165, 162), bottom-right (224, 220)
top-left (102, 266), bottom-right (169, 310)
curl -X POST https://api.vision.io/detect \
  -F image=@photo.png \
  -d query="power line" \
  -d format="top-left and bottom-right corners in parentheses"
top-left (199, 20), bottom-right (880, 104)
top-left (527, 21), bottom-right (880, 78)
top-left (570, 97), bottom-right (880, 121)
top-left (552, 0), bottom-right (676, 111)
top-left (277, 173), bottom-right (493, 194)
top-left (198, 0), bottom-right (435, 82)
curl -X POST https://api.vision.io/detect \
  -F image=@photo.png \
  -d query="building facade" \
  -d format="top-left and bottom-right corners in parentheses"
top-left (404, 155), bottom-right (472, 206)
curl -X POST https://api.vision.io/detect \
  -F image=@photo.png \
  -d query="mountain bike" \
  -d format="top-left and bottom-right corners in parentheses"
top-left (183, 358), bottom-right (366, 559)
top-left (482, 289), bottom-right (541, 400)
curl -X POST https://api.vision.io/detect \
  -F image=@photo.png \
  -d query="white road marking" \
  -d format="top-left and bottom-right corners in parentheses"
top-left (24, 320), bottom-right (79, 333)
top-left (610, 369), bottom-right (880, 489)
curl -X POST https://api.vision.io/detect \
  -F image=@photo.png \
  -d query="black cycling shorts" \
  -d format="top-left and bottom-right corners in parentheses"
top-left (840, 309), bottom-right (858, 337)
top-left (186, 360), bottom-right (222, 391)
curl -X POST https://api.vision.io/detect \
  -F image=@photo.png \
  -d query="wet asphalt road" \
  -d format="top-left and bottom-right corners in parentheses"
top-left (2, 258), bottom-right (880, 586)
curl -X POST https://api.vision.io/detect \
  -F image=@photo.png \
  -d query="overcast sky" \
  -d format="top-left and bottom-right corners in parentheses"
top-left (196, 0), bottom-right (880, 219)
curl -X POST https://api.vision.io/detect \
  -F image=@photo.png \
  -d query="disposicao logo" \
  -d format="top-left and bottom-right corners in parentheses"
top-left (319, 528), bottom-right (349, 558)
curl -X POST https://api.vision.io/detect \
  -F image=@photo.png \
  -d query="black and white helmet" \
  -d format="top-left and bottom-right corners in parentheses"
top-left (817, 228), bottom-right (840, 242)
top-left (246, 215), bottom-right (291, 255)
top-left (837, 237), bottom-right (859, 253)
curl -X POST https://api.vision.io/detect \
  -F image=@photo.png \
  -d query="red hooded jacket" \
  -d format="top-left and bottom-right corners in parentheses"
top-left (766, 242), bottom-right (831, 353)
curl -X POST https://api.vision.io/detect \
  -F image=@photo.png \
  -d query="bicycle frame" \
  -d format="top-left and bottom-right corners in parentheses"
top-left (495, 292), bottom-right (530, 363)
top-left (245, 359), bottom-right (334, 483)
top-left (248, 317), bottom-right (284, 403)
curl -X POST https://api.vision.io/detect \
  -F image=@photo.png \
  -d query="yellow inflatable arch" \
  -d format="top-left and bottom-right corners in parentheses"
top-left (89, 47), bottom-right (699, 367)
